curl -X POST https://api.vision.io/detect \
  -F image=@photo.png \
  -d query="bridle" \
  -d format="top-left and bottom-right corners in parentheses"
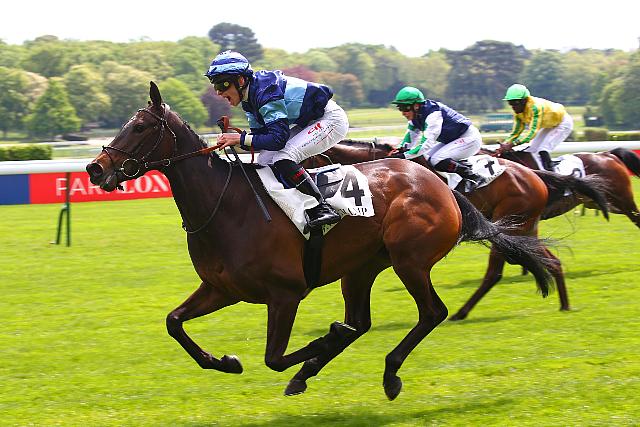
top-left (100, 104), bottom-right (233, 234)
top-left (102, 105), bottom-right (178, 179)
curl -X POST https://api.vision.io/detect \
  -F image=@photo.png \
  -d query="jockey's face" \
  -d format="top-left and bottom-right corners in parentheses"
top-left (508, 98), bottom-right (527, 114)
top-left (398, 103), bottom-right (419, 120)
top-left (215, 76), bottom-right (245, 107)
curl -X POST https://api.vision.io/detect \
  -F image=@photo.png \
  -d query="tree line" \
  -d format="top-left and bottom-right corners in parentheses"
top-left (1, 23), bottom-right (639, 139)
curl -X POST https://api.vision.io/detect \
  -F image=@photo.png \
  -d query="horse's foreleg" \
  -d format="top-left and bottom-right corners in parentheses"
top-left (285, 265), bottom-right (379, 396)
top-left (449, 246), bottom-right (505, 321)
top-left (384, 265), bottom-right (447, 401)
top-left (166, 281), bottom-right (242, 373)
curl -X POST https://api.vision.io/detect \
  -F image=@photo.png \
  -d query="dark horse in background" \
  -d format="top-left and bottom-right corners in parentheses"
top-left (303, 139), bottom-right (609, 320)
top-left (86, 82), bottom-right (557, 400)
top-left (492, 147), bottom-right (640, 228)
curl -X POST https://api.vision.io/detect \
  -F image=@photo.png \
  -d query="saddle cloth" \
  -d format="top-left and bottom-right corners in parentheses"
top-left (551, 154), bottom-right (586, 178)
top-left (256, 164), bottom-right (375, 238)
top-left (437, 154), bottom-right (507, 191)
top-left (513, 144), bottom-right (586, 177)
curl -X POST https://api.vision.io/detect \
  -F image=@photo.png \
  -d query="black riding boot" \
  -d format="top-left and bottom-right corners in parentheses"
top-left (274, 159), bottom-right (340, 229)
top-left (539, 151), bottom-right (554, 171)
top-left (434, 158), bottom-right (482, 188)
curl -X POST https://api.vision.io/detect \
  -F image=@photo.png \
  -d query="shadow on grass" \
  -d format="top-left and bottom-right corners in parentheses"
top-left (442, 267), bottom-right (637, 290)
top-left (217, 397), bottom-right (515, 426)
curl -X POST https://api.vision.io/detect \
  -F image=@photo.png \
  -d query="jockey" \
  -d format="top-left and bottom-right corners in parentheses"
top-left (205, 51), bottom-right (349, 229)
top-left (390, 86), bottom-right (484, 188)
top-left (498, 84), bottom-right (574, 171)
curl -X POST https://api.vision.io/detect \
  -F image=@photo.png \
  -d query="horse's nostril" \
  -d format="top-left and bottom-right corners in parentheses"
top-left (86, 162), bottom-right (103, 179)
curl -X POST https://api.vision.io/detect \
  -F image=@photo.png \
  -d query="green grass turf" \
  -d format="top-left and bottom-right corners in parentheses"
top-left (1, 181), bottom-right (639, 426)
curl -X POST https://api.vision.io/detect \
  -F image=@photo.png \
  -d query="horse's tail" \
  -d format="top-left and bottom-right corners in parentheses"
top-left (534, 170), bottom-right (610, 221)
top-left (453, 190), bottom-right (553, 297)
top-left (609, 147), bottom-right (640, 178)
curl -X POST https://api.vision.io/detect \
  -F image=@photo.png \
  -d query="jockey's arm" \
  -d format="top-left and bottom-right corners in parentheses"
top-left (404, 111), bottom-right (442, 159)
top-left (240, 103), bottom-right (290, 151)
top-left (515, 104), bottom-right (543, 145)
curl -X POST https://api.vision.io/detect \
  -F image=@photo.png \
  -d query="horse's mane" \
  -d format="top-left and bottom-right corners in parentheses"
top-left (338, 139), bottom-right (395, 152)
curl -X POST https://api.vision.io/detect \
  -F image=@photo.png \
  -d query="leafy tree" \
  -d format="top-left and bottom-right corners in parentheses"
top-left (618, 52), bottom-right (640, 126)
top-left (21, 38), bottom-right (72, 78)
top-left (317, 72), bottom-right (365, 108)
top-left (24, 79), bottom-right (80, 139)
top-left (207, 23), bottom-right (263, 62)
top-left (159, 78), bottom-right (207, 128)
top-left (599, 78), bottom-right (624, 127)
top-left (330, 44), bottom-right (376, 101)
top-left (281, 65), bottom-right (318, 82)
top-left (100, 61), bottom-right (153, 126)
top-left (398, 52), bottom-right (450, 101)
top-left (201, 86), bottom-right (232, 127)
top-left (299, 50), bottom-right (338, 72)
top-left (171, 37), bottom-right (220, 77)
top-left (445, 41), bottom-right (528, 112)
top-left (63, 64), bottom-right (111, 125)
top-left (22, 71), bottom-right (49, 105)
top-left (253, 48), bottom-right (298, 71)
top-left (0, 67), bottom-right (30, 137)
top-left (520, 50), bottom-right (566, 102)
top-left (118, 41), bottom-right (175, 80)
top-left (0, 42), bottom-right (26, 68)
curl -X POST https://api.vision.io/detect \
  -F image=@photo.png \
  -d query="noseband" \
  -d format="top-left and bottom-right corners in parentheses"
top-left (102, 105), bottom-right (177, 178)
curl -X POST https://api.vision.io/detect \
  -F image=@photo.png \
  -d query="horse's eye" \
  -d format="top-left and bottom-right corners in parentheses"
top-left (133, 124), bottom-right (145, 133)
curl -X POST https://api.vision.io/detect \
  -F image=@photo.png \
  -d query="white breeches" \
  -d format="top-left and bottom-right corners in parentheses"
top-left (426, 125), bottom-right (483, 166)
top-left (524, 113), bottom-right (574, 154)
top-left (257, 100), bottom-right (349, 166)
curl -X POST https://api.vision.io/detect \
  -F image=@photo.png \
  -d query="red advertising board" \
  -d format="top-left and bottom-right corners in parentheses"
top-left (29, 170), bottom-right (172, 204)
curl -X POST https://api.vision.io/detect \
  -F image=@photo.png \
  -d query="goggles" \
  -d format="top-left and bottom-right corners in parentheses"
top-left (397, 104), bottom-right (413, 112)
top-left (211, 79), bottom-right (233, 92)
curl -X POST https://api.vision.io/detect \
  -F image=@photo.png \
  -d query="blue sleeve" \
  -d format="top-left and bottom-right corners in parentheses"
top-left (250, 118), bottom-right (290, 151)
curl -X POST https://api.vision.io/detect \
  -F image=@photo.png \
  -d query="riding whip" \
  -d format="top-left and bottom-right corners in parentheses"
top-left (217, 116), bottom-right (272, 222)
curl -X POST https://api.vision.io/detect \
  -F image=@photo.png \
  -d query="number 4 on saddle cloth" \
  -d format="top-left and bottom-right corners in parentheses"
top-left (256, 164), bottom-right (375, 238)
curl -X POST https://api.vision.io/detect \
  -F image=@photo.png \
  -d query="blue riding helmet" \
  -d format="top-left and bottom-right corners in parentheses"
top-left (204, 50), bottom-right (254, 82)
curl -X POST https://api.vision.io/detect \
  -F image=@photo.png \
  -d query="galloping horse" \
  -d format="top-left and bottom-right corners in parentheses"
top-left (86, 82), bottom-right (555, 400)
top-left (494, 147), bottom-right (640, 227)
top-left (303, 140), bottom-right (609, 320)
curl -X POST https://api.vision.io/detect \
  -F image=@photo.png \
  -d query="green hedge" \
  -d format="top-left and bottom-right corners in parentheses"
top-left (609, 132), bottom-right (640, 141)
top-left (581, 127), bottom-right (609, 141)
top-left (0, 144), bottom-right (53, 161)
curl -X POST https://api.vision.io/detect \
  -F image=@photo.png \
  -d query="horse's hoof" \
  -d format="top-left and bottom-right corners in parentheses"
top-left (220, 354), bottom-right (243, 374)
top-left (448, 313), bottom-right (466, 321)
top-left (560, 306), bottom-right (571, 312)
top-left (383, 375), bottom-right (402, 401)
top-left (284, 379), bottom-right (307, 396)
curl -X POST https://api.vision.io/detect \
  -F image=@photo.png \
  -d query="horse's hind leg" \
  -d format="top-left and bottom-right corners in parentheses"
top-left (166, 282), bottom-right (242, 373)
top-left (384, 264), bottom-right (448, 401)
top-left (285, 264), bottom-right (382, 396)
top-left (449, 246), bottom-right (505, 321)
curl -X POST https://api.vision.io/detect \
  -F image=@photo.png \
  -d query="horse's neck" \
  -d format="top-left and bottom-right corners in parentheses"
top-left (506, 151), bottom-right (538, 169)
top-left (162, 124), bottom-right (231, 230)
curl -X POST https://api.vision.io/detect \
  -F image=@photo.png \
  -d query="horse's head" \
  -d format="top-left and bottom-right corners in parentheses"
top-left (86, 81), bottom-right (177, 191)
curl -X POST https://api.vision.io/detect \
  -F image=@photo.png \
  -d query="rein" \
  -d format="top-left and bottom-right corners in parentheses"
top-left (102, 104), bottom-right (234, 234)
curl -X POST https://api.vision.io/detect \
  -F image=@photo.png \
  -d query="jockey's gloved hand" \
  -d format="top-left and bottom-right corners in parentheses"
top-left (388, 148), bottom-right (407, 159)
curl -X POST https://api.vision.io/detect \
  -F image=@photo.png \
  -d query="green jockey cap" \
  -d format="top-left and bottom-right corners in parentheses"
top-left (503, 84), bottom-right (530, 101)
top-left (391, 86), bottom-right (426, 105)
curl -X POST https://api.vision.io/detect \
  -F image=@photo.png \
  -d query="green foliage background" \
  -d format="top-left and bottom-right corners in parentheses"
top-left (1, 182), bottom-right (639, 426)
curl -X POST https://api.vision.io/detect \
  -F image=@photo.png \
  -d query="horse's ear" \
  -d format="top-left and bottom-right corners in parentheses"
top-left (149, 81), bottom-right (162, 107)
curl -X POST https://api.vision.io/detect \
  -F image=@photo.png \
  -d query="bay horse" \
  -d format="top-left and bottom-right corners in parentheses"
top-left (303, 140), bottom-right (609, 320)
top-left (86, 82), bottom-right (555, 400)
top-left (493, 147), bottom-right (640, 227)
